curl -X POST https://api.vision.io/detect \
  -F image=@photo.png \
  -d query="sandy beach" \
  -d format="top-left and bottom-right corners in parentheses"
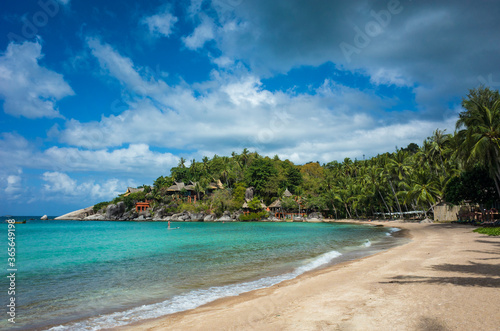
top-left (118, 222), bottom-right (500, 331)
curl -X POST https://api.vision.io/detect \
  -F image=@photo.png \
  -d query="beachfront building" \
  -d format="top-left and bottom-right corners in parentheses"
top-left (135, 201), bottom-right (150, 212)
top-left (268, 199), bottom-right (284, 218)
top-left (269, 188), bottom-right (307, 220)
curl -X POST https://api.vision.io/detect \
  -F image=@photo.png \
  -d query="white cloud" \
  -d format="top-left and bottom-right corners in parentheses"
top-left (4, 169), bottom-right (23, 198)
top-left (42, 171), bottom-right (130, 201)
top-left (368, 68), bottom-right (412, 87)
top-left (43, 171), bottom-right (76, 194)
top-left (43, 144), bottom-right (179, 174)
top-left (0, 40), bottom-right (74, 118)
top-left (48, 40), bottom-right (458, 163)
top-left (86, 37), bottom-right (169, 98)
top-left (142, 10), bottom-right (178, 38)
top-left (183, 17), bottom-right (215, 50)
top-left (198, 0), bottom-right (500, 114)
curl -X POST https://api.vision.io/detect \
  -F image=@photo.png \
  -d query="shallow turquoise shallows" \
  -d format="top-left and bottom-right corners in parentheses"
top-left (0, 218), bottom-right (404, 330)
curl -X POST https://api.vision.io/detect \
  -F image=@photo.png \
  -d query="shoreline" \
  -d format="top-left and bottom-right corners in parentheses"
top-left (116, 221), bottom-right (500, 330)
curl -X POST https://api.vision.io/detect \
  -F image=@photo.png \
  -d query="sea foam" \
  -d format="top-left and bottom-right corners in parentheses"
top-left (386, 227), bottom-right (401, 236)
top-left (49, 250), bottom-right (342, 331)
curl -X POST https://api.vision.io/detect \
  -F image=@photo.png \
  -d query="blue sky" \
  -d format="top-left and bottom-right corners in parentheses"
top-left (1, 0), bottom-right (500, 215)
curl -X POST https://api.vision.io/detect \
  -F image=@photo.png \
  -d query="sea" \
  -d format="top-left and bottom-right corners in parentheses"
top-left (0, 216), bottom-right (406, 330)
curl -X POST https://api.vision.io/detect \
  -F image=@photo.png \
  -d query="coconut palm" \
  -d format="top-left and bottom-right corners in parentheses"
top-left (428, 129), bottom-right (451, 177)
top-left (403, 170), bottom-right (442, 217)
top-left (178, 157), bottom-right (186, 168)
top-left (456, 97), bottom-right (500, 198)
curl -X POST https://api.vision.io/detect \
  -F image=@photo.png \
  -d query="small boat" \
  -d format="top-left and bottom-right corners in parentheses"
top-left (15, 220), bottom-right (27, 224)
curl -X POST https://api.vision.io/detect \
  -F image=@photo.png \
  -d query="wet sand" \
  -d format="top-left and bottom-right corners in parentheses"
top-left (117, 222), bottom-right (500, 330)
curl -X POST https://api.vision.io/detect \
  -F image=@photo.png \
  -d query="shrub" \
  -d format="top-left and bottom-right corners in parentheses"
top-left (239, 211), bottom-right (268, 221)
top-left (93, 201), bottom-right (110, 212)
top-left (473, 227), bottom-right (500, 236)
top-left (177, 203), bottom-right (196, 213)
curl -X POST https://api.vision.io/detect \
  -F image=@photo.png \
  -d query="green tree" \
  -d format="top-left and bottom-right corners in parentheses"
top-left (444, 167), bottom-right (497, 206)
top-left (456, 87), bottom-right (500, 198)
top-left (245, 157), bottom-right (278, 197)
top-left (247, 197), bottom-right (264, 211)
top-left (403, 170), bottom-right (441, 217)
top-left (281, 196), bottom-right (298, 212)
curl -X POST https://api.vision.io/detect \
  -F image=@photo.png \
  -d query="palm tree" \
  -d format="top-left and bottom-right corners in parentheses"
top-left (220, 156), bottom-right (232, 187)
top-left (385, 151), bottom-right (410, 216)
top-left (202, 156), bottom-right (210, 175)
top-left (365, 165), bottom-right (391, 216)
top-left (456, 97), bottom-right (500, 198)
top-left (178, 157), bottom-right (186, 168)
top-left (403, 170), bottom-right (442, 217)
top-left (239, 148), bottom-right (250, 170)
top-left (429, 129), bottom-right (451, 177)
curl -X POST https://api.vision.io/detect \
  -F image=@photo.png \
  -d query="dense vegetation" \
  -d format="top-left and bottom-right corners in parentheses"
top-left (96, 87), bottom-right (500, 219)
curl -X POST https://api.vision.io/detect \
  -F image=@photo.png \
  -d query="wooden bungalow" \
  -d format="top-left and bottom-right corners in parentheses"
top-left (124, 187), bottom-right (145, 197)
top-left (166, 182), bottom-right (186, 194)
top-left (207, 179), bottom-right (224, 193)
top-left (268, 199), bottom-right (284, 218)
top-left (242, 200), bottom-right (267, 215)
top-left (269, 189), bottom-right (307, 220)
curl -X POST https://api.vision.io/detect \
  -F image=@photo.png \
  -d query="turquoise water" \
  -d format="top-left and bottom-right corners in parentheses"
top-left (0, 217), bottom-right (404, 330)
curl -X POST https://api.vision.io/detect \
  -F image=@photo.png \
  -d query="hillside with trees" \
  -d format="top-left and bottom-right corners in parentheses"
top-left (92, 87), bottom-right (500, 221)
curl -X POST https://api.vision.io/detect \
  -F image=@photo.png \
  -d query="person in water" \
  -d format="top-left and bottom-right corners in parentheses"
top-left (168, 221), bottom-right (171, 229)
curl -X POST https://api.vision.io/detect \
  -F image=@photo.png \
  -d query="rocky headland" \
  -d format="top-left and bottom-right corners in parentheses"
top-left (55, 202), bottom-right (324, 223)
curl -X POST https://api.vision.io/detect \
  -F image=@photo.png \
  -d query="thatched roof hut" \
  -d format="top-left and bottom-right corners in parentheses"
top-left (124, 187), bottom-right (145, 196)
top-left (242, 200), bottom-right (267, 210)
top-left (184, 181), bottom-right (197, 191)
top-left (167, 182), bottom-right (185, 192)
top-left (268, 199), bottom-right (282, 209)
top-left (283, 188), bottom-right (293, 197)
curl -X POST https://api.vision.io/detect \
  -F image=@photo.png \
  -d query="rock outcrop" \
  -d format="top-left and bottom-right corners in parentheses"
top-left (204, 214), bottom-right (216, 222)
top-left (85, 214), bottom-right (106, 221)
top-left (55, 206), bottom-right (95, 220)
top-left (40, 215), bottom-right (48, 220)
top-left (307, 212), bottom-right (324, 220)
top-left (57, 202), bottom-right (325, 223)
top-left (105, 202), bottom-right (125, 220)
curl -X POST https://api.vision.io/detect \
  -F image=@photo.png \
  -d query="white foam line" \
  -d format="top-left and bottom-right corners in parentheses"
top-left (48, 250), bottom-right (342, 331)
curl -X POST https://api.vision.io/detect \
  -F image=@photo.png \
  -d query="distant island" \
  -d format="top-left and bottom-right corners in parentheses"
top-left (57, 87), bottom-right (500, 223)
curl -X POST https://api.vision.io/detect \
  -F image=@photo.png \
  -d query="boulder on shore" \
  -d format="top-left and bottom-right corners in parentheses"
top-left (190, 212), bottom-right (205, 221)
top-left (204, 214), bottom-right (216, 222)
top-left (105, 202), bottom-right (125, 220)
top-left (307, 212), bottom-right (324, 220)
top-left (217, 215), bottom-right (232, 222)
top-left (171, 212), bottom-right (191, 221)
top-left (40, 215), bottom-right (48, 220)
top-left (84, 214), bottom-right (106, 221)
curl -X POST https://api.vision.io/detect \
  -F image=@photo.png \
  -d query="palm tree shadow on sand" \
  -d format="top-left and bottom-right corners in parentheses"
top-left (382, 259), bottom-right (500, 288)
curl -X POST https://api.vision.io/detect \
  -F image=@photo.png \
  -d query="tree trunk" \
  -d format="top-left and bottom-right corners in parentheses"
top-left (389, 180), bottom-right (403, 216)
top-left (494, 165), bottom-right (500, 200)
top-left (344, 203), bottom-right (352, 218)
top-left (494, 174), bottom-right (500, 201)
top-left (378, 189), bottom-right (391, 218)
